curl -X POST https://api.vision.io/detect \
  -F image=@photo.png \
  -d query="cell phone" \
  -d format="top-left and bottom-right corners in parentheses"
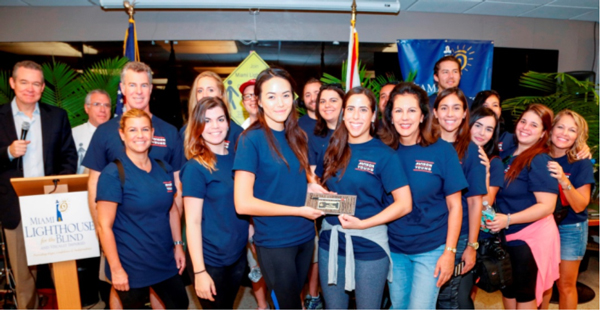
top-left (453, 261), bottom-right (465, 277)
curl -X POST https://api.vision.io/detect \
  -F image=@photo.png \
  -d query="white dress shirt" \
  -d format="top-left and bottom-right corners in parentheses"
top-left (71, 121), bottom-right (97, 174)
top-left (8, 98), bottom-right (45, 178)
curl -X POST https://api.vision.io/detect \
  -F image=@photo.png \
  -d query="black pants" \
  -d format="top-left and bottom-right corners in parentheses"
top-left (501, 242), bottom-right (538, 302)
top-left (199, 254), bottom-right (247, 309)
top-left (116, 274), bottom-right (188, 309)
top-left (256, 239), bottom-right (314, 310)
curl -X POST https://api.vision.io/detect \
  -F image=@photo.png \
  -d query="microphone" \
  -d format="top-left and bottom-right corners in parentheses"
top-left (17, 122), bottom-right (30, 171)
top-left (20, 121), bottom-right (30, 140)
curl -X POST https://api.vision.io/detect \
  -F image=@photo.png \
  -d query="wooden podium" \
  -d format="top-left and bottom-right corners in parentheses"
top-left (11, 174), bottom-right (89, 310)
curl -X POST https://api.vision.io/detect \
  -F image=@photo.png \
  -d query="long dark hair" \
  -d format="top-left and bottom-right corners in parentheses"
top-left (469, 107), bottom-right (499, 158)
top-left (431, 87), bottom-right (470, 160)
top-left (379, 82), bottom-right (437, 149)
top-left (314, 84), bottom-right (345, 137)
top-left (244, 68), bottom-right (309, 173)
top-left (185, 97), bottom-right (230, 172)
top-left (321, 87), bottom-right (376, 184)
top-left (505, 104), bottom-right (553, 184)
top-left (471, 90), bottom-right (505, 134)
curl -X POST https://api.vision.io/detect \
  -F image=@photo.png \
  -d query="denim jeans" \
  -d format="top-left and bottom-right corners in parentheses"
top-left (318, 247), bottom-right (389, 309)
top-left (388, 244), bottom-right (445, 309)
top-left (436, 234), bottom-right (468, 309)
top-left (559, 220), bottom-right (588, 261)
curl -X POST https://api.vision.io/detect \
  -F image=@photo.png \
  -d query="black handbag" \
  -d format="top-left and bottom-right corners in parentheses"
top-left (474, 236), bottom-right (513, 293)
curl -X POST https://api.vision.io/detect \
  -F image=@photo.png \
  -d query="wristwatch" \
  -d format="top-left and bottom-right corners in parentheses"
top-left (445, 246), bottom-right (457, 253)
top-left (467, 242), bottom-right (479, 250)
top-left (564, 183), bottom-right (573, 190)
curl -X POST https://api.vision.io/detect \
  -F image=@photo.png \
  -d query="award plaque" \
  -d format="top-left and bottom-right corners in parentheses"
top-left (305, 193), bottom-right (356, 215)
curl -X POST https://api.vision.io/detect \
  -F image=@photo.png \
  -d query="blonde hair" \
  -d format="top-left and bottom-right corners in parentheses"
top-left (119, 108), bottom-right (152, 131)
top-left (551, 109), bottom-right (589, 163)
top-left (187, 71), bottom-right (228, 119)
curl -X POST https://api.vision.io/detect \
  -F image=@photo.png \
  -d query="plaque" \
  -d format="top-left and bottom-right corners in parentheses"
top-left (305, 193), bottom-right (356, 215)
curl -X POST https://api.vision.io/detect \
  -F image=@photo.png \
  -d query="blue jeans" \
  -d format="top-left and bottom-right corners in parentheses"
top-left (318, 247), bottom-right (389, 309)
top-left (388, 244), bottom-right (445, 309)
top-left (436, 234), bottom-right (468, 309)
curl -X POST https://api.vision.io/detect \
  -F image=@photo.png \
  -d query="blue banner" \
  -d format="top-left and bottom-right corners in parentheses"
top-left (397, 39), bottom-right (494, 99)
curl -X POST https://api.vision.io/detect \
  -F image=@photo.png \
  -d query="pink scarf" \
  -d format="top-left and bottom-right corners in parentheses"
top-left (505, 215), bottom-right (561, 306)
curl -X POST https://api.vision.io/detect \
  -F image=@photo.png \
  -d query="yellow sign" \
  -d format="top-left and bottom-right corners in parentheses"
top-left (223, 52), bottom-right (269, 125)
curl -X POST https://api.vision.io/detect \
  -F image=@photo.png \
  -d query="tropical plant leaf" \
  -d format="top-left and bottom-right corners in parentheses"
top-left (41, 61), bottom-right (86, 127)
top-left (78, 56), bottom-right (129, 114)
top-left (0, 70), bottom-right (14, 104)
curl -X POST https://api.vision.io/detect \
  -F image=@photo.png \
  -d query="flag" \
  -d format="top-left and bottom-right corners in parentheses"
top-left (116, 18), bottom-right (140, 116)
top-left (345, 22), bottom-right (360, 92)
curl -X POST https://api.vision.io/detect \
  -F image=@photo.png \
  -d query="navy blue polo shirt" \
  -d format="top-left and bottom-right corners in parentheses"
top-left (552, 155), bottom-right (595, 225)
top-left (316, 138), bottom-right (409, 260)
top-left (232, 127), bottom-right (314, 248)
top-left (387, 140), bottom-right (468, 254)
top-left (498, 132), bottom-right (515, 156)
top-left (458, 142), bottom-right (488, 236)
top-left (480, 156), bottom-right (505, 240)
top-left (97, 156), bottom-right (177, 288)
top-left (180, 153), bottom-right (249, 267)
top-left (496, 150), bottom-right (558, 236)
top-left (298, 115), bottom-right (317, 137)
top-left (83, 115), bottom-right (183, 172)
top-left (308, 129), bottom-right (333, 166)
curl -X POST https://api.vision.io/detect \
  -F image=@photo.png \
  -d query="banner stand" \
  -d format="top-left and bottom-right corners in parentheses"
top-left (11, 174), bottom-right (89, 310)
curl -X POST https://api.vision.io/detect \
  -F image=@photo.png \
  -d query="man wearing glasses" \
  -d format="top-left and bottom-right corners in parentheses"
top-left (72, 90), bottom-right (111, 174)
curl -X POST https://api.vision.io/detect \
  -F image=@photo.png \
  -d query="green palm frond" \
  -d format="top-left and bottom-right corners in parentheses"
top-left (0, 70), bottom-right (14, 104)
top-left (78, 56), bottom-right (129, 113)
top-left (41, 61), bottom-right (86, 127)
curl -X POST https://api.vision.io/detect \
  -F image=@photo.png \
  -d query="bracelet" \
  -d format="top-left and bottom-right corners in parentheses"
top-left (506, 213), bottom-right (511, 229)
top-left (445, 246), bottom-right (457, 253)
top-left (194, 270), bottom-right (206, 275)
top-left (174, 241), bottom-right (184, 246)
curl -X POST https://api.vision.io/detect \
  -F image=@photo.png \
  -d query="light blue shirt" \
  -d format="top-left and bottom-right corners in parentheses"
top-left (8, 98), bottom-right (45, 178)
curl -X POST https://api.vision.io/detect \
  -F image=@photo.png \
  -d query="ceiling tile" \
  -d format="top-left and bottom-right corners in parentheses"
top-left (569, 10), bottom-right (599, 21)
top-left (550, 0), bottom-right (599, 9)
top-left (407, 0), bottom-right (482, 13)
top-left (399, 0), bottom-right (418, 10)
top-left (21, 0), bottom-right (95, 5)
top-left (465, 2), bottom-right (537, 16)
top-left (0, 0), bottom-right (28, 5)
top-left (520, 6), bottom-right (593, 19)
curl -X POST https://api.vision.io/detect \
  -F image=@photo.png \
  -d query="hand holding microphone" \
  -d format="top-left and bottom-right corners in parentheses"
top-left (11, 122), bottom-right (31, 170)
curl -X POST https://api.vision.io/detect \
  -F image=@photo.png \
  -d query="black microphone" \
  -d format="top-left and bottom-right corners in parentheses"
top-left (17, 122), bottom-right (30, 171)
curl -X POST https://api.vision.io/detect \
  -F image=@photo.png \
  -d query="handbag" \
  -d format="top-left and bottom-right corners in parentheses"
top-left (474, 236), bottom-right (513, 293)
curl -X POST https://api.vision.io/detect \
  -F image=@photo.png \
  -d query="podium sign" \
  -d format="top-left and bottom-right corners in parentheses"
top-left (19, 191), bottom-right (100, 266)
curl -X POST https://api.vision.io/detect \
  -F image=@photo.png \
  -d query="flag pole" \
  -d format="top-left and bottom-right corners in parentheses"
top-left (351, 0), bottom-right (356, 27)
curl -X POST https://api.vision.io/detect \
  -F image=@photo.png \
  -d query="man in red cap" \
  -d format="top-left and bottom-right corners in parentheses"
top-left (239, 79), bottom-right (258, 129)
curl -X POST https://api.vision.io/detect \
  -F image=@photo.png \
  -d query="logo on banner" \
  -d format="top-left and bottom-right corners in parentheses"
top-left (56, 200), bottom-right (69, 222)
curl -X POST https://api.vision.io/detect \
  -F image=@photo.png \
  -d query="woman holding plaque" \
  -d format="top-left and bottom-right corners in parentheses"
top-left (96, 109), bottom-right (188, 309)
top-left (181, 97), bottom-right (249, 309)
top-left (379, 82), bottom-right (466, 309)
top-left (315, 86), bottom-right (412, 309)
top-left (432, 88), bottom-right (487, 309)
top-left (547, 110), bottom-right (594, 309)
top-left (233, 68), bottom-right (325, 309)
top-left (486, 104), bottom-right (559, 309)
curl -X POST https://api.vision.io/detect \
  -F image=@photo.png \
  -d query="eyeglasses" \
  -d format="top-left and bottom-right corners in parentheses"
top-left (88, 102), bottom-right (111, 108)
top-left (243, 94), bottom-right (256, 100)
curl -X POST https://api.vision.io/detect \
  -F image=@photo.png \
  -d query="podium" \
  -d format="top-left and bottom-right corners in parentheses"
top-left (11, 174), bottom-right (91, 310)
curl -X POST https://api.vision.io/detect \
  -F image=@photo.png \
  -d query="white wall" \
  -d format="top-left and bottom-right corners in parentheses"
top-left (0, 6), bottom-right (596, 73)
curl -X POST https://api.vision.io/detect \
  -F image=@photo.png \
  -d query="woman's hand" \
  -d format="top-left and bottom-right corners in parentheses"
top-left (111, 267), bottom-right (129, 291)
top-left (576, 144), bottom-right (592, 160)
top-left (174, 245), bottom-right (186, 275)
top-left (195, 272), bottom-right (216, 302)
top-left (486, 213), bottom-right (508, 233)
top-left (307, 182), bottom-right (335, 194)
top-left (547, 161), bottom-right (568, 187)
top-left (478, 146), bottom-right (490, 173)
top-left (434, 251), bottom-right (455, 287)
top-left (338, 214), bottom-right (364, 229)
top-left (461, 246), bottom-right (476, 274)
top-left (297, 206), bottom-right (325, 220)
